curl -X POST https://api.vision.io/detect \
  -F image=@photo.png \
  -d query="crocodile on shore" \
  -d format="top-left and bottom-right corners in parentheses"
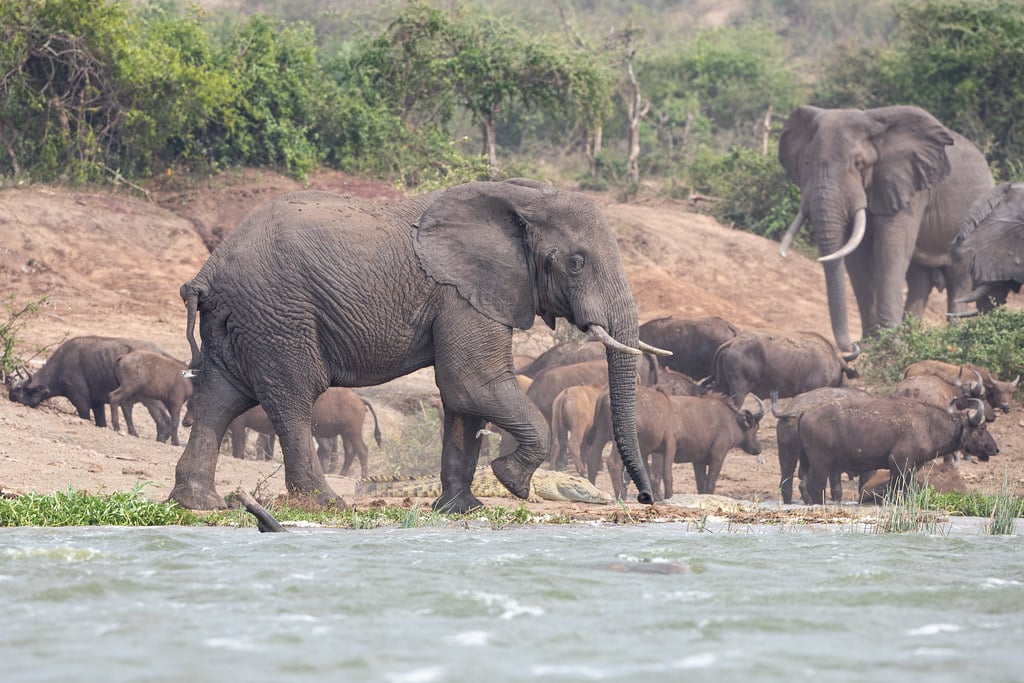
top-left (355, 467), bottom-right (614, 505)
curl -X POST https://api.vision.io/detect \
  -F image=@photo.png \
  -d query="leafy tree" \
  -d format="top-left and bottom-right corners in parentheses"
top-left (640, 24), bottom-right (803, 158)
top-left (0, 0), bottom-right (235, 181)
top-left (351, 2), bottom-right (610, 169)
top-left (816, 0), bottom-right (1024, 177)
top-left (215, 14), bottom-right (337, 179)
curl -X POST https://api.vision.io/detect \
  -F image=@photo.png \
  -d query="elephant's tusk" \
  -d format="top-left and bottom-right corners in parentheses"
top-left (638, 340), bottom-right (672, 356)
top-left (778, 208), bottom-right (805, 257)
top-left (947, 309), bottom-right (979, 319)
top-left (589, 325), bottom-right (642, 356)
top-left (954, 283), bottom-right (991, 304)
top-left (818, 207), bottom-right (866, 262)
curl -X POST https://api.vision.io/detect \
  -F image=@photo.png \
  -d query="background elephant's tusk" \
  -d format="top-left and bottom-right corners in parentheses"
top-left (638, 340), bottom-right (672, 356)
top-left (954, 283), bottom-right (991, 304)
top-left (818, 207), bottom-right (866, 262)
top-left (947, 309), bottom-right (979, 319)
top-left (589, 324), bottom-right (642, 355)
top-left (778, 208), bottom-right (805, 257)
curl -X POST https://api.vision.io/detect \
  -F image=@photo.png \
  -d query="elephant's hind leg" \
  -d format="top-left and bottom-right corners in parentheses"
top-left (170, 366), bottom-right (255, 509)
top-left (262, 397), bottom-right (346, 509)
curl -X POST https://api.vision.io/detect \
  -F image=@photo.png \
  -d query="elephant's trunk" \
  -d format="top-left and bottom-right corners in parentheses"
top-left (602, 316), bottom-right (654, 505)
top-left (810, 201), bottom-right (860, 352)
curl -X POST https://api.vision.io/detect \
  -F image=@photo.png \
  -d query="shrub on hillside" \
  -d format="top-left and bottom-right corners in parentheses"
top-left (857, 307), bottom-right (1024, 386)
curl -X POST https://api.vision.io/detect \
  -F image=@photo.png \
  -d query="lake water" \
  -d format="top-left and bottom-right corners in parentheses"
top-left (2, 520), bottom-right (1022, 682)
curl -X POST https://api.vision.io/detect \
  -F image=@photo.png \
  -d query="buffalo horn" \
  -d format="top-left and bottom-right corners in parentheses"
top-left (970, 368), bottom-right (985, 397)
top-left (968, 398), bottom-right (985, 426)
top-left (752, 397), bottom-right (766, 420)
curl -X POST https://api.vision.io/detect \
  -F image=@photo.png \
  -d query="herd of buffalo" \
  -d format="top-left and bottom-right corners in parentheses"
top-left (4, 313), bottom-right (1016, 505)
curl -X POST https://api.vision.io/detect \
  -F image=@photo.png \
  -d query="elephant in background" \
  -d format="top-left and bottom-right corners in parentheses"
top-left (778, 105), bottom-right (994, 351)
top-left (173, 179), bottom-right (668, 512)
top-left (951, 181), bottom-right (1024, 312)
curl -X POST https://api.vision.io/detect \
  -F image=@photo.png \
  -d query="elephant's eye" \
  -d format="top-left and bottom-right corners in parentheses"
top-left (568, 254), bottom-right (585, 274)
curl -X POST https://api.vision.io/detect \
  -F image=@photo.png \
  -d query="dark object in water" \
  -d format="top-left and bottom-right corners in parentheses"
top-left (608, 561), bottom-right (690, 574)
top-left (234, 489), bottom-right (287, 533)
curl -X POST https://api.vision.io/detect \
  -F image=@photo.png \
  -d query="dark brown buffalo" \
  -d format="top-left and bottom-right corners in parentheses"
top-left (109, 350), bottom-right (193, 446)
top-left (583, 369), bottom-right (707, 494)
top-left (903, 359), bottom-right (1018, 413)
top-left (797, 397), bottom-right (997, 505)
top-left (655, 393), bottom-right (765, 498)
top-left (706, 329), bottom-right (859, 408)
top-left (638, 315), bottom-right (739, 380)
top-left (770, 387), bottom-right (874, 504)
top-left (8, 336), bottom-right (172, 438)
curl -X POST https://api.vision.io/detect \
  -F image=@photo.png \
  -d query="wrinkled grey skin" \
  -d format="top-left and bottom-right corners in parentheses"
top-left (951, 181), bottom-right (1024, 311)
top-left (171, 179), bottom-right (654, 512)
top-left (779, 105), bottom-right (994, 351)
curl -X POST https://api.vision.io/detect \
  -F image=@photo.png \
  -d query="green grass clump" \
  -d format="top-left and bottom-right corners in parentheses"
top-left (0, 484), bottom-right (200, 527)
top-left (921, 491), bottom-right (1024, 519)
top-left (874, 478), bottom-right (951, 534)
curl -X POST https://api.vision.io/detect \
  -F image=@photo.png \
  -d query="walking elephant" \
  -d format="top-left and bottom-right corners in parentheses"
top-left (778, 105), bottom-right (994, 351)
top-left (171, 179), bottom-right (668, 512)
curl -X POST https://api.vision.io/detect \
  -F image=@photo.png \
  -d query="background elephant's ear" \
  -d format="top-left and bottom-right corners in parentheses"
top-left (779, 105), bottom-right (822, 185)
top-left (502, 177), bottom-right (552, 190)
top-left (954, 183), bottom-right (1024, 284)
top-left (414, 182), bottom-right (540, 329)
top-left (868, 106), bottom-right (954, 215)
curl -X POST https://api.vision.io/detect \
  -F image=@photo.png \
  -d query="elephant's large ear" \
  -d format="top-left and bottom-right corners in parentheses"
top-left (955, 183), bottom-right (1024, 284)
top-left (867, 106), bottom-right (954, 215)
top-left (779, 105), bottom-right (822, 185)
top-left (413, 181), bottom-right (542, 330)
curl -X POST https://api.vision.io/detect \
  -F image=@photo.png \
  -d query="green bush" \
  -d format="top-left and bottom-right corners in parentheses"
top-left (681, 141), bottom-right (802, 240)
top-left (0, 295), bottom-right (45, 377)
top-left (857, 307), bottom-right (1024, 385)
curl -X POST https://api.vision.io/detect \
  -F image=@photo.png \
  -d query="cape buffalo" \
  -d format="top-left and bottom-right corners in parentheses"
top-left (903, 359), bottom-right (1018, 413)
top-left (706, 329), bottom-right (859, 408)
top-left (110, 350), bottom-right (193, 446)
top-left (638, 315), bottom-right (739, 380)
top-left (797, 396), bottom-right (997, 505)
top-left (8, 336), bottom-right (173, 439)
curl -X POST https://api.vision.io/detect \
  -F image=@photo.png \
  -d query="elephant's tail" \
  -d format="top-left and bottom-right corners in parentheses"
top-left (180, 280), bottom-right (202, 371)
top-left (361, 397), bottom-right (382, 447)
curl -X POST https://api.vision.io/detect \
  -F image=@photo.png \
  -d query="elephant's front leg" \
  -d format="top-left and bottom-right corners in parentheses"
top-left (435, 409), bottom-right (486, 512)
top-left (904, 262), bottom-right (934, 321)
top-left (433, 306), bottom-right (549, 503)
top-left (874, 205), bottom-right (924, 328)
